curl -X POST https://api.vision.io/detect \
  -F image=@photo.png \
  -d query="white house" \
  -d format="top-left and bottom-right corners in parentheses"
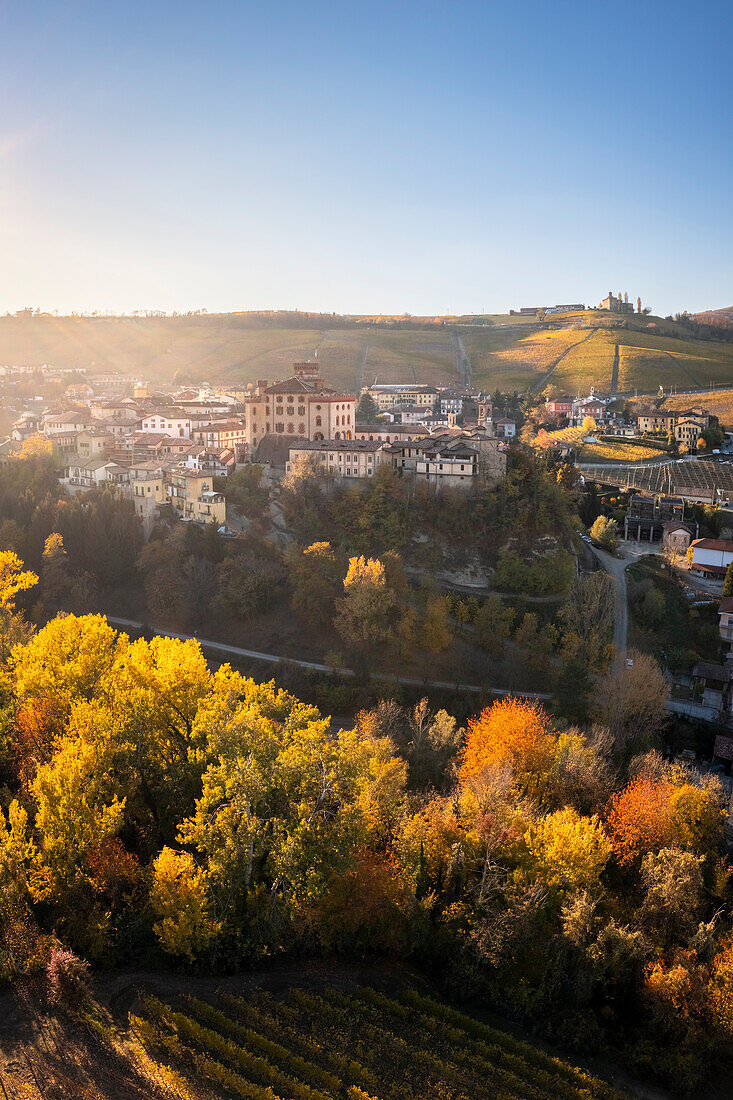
top-left (690, 538), bottom-right (733, 578)
top-left (138, 408), bottom-right (192, 438)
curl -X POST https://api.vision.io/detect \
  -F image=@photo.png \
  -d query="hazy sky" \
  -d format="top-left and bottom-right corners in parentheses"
top-left (2, 0), bottom-right (731, 316)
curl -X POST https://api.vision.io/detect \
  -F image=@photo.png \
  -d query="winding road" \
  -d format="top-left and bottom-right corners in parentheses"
top-left (589, 545), bottom-right (628, 665)
top-left (102, 616), bottom-right (551, 701)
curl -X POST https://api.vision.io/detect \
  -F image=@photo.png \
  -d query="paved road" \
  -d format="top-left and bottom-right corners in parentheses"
top-left (103, 616), bottom-right (551, 701)
top-left (589, 545), bottom-right (628, 664)
top-left (452, 334), bottom-right (472, 389)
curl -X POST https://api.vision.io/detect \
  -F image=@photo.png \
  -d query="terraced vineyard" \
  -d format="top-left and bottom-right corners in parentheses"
top-left (131, 984), bottom-right (626, 1100)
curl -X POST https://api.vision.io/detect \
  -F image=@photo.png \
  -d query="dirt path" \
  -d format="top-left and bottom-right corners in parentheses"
top-left (610, 343), bottom-right (620, 395)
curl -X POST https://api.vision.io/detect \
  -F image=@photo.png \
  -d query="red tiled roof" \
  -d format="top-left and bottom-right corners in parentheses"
top-left (691, 539), bottom-right (733, 551)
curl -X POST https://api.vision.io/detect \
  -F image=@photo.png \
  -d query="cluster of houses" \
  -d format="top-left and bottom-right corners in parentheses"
top-left (359, 382), bottom-right (517, 438)
top-left (0, 363), bottom-right (513, 535)
top-left (545, 388), bottom-right (712, 447)
top-left (5, 376), bottom-right (247, 534)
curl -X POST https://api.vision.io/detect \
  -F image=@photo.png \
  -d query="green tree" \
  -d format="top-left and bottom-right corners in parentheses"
top-left (474, 595), bottom-right (514, 655)
top-left (724, 562), bottom-right (733, 597)
top-left (356, 391), bottom-right (379, 422)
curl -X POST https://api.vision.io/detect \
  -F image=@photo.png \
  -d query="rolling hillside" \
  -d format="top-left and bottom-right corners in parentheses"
top-left (2, 309), bottom-right (733, 397)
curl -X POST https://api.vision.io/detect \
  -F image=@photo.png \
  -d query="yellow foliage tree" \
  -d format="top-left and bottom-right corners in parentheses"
top-left (150, 847), bottom-right (220, 961)
top-left (521, 806), bottom-right (612, 892)
top-left (30, 713), bottom-right (126, 885)
top-left (19, 434), bottom-right (54, 460)
top-left (0, 552), bottom-right (38, 611)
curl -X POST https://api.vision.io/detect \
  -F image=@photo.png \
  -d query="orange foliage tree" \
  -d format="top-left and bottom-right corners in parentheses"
top-left (605, 772), bottom-right (724, 867)
top-left (460, 697), bottom-right (555, 795)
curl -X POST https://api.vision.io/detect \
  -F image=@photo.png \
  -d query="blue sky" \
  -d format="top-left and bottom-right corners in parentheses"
top-left (1, 0), bottom-right (731, 316)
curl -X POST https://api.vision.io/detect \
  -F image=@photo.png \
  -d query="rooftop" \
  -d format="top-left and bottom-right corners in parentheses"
top-left (292, 439), bottom-right (386, 453)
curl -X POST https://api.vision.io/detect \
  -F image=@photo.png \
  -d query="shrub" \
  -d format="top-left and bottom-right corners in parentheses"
top-left (46, 947), bottom-right (91, 1006)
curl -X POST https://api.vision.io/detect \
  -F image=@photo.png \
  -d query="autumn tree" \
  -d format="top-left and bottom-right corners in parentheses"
top-left (19, 434), bottom-right (54, 460)
top-left (286, 541), bottom-right (340, 622)
top-left (41, 533), bottom-right (70, 609)
top-left (474, 595), bottom-right (514, 656)
top-left (460, 697), bottom-right (556, 798)
top-left (334, 556), bottom-right (397, 650)
top-left (521, 806), bottom-right (612, 894)
top-left (558, 573), bottom-right (615, 669)
top-left (150, 847), bottom-right (220, 961)
top-left (604, 764), bottom-right (724, 867)
top-left (589, 515), bottom-right (618, 552)
top-left (422, 594), bottom-right (452, 654)
top-left (593, 650), bottom-right (668, 751)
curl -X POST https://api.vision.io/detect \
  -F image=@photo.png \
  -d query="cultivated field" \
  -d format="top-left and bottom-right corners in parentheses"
top-left (664, 388), bottom-right (733, 427)
top-left (579, 440), bottom-right (669, 463)
top-left (2, 310), bottom-right (733, 397)
top-left (133, 984), bottom-right (626, 1100)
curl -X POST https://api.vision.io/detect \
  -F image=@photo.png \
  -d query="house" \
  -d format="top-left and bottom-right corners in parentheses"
top-left (689, 538), bottom-right (733, 578)
top-left (395, 404), bottom-right (432, 425)
top-left (11, 413), bottom-right (42, 441)
top-left (286, 439), bottom-right (389, 479)
top-left (138, 408), bottom-right (192, 438)
top-left (545, 397), bottom-right (574, 418)
top-left (75, 428), bottom-right (114, 462)
top-left (572, 391), bottom-right (607, 423)
top-left (386, 430), bottom-right (505, 488)
top-left (718, 596), bottom-right (733, 659)
top-left (63, 459), bottom-right (125, 492)
top-left (353, 424), bottom-right (430, 445)
top-left (167, 468), bottom-right (226, 524)
top-left (439, 390), bottom-right (470, 416)
top-left (361, 383), bottom-right (438, 412)
top-left (245, 364), bottom-right (356, 450)
top-left (599, 291), bottom-right (635, 314)
top-left (125, 463), bottom-right (169, 536)
top-left (191, 419), bottom-right (247, 459)
top-left (662, 520), bottom-right (696, 556)
top-left (693, 662), bottom-right (733, 715)
top-left (675, 418), bottom-right (704, 448)
top-left (183, 446), bottom-right (235, 478)
top-left (43, 408), bottom-right (93, 435)
top-left (494, 417), bottom-right (516, 439)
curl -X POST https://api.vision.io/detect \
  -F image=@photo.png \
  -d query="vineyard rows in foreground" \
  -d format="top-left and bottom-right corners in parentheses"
top-left (131, 983), bottom-right (626, 1100)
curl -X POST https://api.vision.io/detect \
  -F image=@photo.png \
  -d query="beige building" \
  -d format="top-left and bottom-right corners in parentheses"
top-left (76, 428), bottom-right (114, 462)
top-left (386, 430), bottom-right (506, 488)
top-left (245, 364), bottom-right (356, 451)
top-left (361, 384), bottom-right (438, 412)
top-left (167, 468), bottom-right (226, 524)
top-left (675, 418), bottom-right (704, 447)
top-left (286, 439), bottom-right (389, 479)
top-left (191, 419), bottom-right (247, 458)
top-left (126, 463), bottom-right (169, 535)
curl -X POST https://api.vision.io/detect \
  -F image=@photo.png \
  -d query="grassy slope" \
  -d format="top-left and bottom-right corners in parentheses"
top-left (2, 310), bottom-right (733, 396)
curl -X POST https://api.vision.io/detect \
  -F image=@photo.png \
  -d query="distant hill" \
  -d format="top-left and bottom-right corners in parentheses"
top-left (691, 306), bottom-right (733, 325)
top-left (2, 307), bottom-right (733, 396)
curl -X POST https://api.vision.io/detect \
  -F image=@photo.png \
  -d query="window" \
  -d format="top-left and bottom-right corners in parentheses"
top-left (315, 416), bottom-right (322, 427)
top-left (329, 454), bottom-right (334, 461)
top-left (287, 406), bottom-right (294, 416)
top-left (287, 423), bottom-right (294, 434)
top-left (298, 422), bottom-right (305, 434)
top-left (298, 406), bottom-right (305, 415)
